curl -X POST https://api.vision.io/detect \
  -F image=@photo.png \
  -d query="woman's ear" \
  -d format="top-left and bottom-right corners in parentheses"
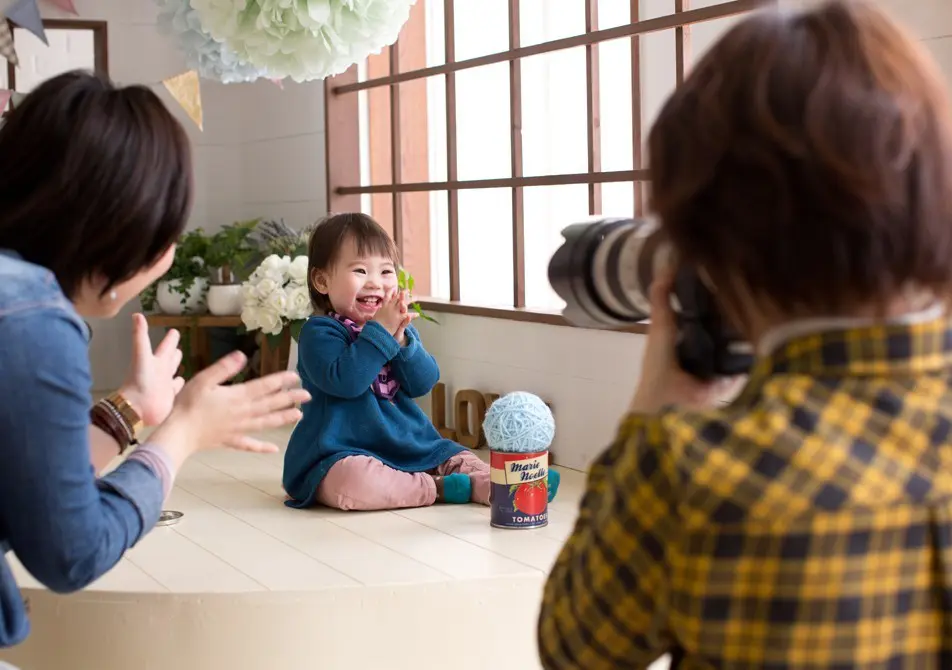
top-left (310, 268), bottom-right (328, 293)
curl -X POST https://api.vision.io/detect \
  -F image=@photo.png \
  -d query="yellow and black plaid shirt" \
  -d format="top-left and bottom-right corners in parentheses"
top-left (539, 317), bottom-right (952, 669)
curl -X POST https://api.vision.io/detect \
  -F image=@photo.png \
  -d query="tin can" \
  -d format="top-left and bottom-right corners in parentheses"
top-left (490, 450), bottom-right (548, 529)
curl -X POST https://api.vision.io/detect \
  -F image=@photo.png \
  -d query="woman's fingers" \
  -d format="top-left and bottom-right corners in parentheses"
top-left (242, 387), bottom-right (311, 416)
top-left (192, 350), bottom-right (248, 387)
top-left (237, 406), bottom-right (304, 433)
top-left (130, 313), bottom-right (153, 360)
top-left (154, 327), bottom-right (181, 359)
top-left (168, 347), bottom-right (183, 375)
top-left (172, 376), bottom-right (186, 395)
top-left (230, 370), bottom-right (302, 400)
top-left (223, 434), bottom-right (280, 453)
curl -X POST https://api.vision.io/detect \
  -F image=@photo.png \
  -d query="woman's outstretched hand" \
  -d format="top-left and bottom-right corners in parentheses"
top-left (121, 313), bottom-right (185, 426)
top-left (629, 269), bottom-right (745, 414)
top-left (149, 351), bottom-right (311, 467)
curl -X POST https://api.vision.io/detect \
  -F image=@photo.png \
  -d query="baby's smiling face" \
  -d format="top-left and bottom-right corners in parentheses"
top-left (317, 235), bottom-right (398, 325)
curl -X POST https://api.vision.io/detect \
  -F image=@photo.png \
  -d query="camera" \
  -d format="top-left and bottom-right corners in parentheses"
top-left (547, 217), bottom-right (753, 380)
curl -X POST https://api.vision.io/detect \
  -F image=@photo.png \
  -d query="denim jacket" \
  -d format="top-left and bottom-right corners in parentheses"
top-left (0, 252), bottom-right (164, 647)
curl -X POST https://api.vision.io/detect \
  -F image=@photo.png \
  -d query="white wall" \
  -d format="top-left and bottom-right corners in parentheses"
top-left (16, 0), bottom-right (326, 390)
top-left (415, 316), bottom-right (645, 471)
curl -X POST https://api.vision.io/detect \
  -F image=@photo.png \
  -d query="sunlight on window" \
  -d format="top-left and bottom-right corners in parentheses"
top-left (419, 0), bottom-right (744, 310)
top-left (357, 59), bottom-right (373, 217)
top-left (455, 63), bottom-right (512, 181)
top-left (458, 188), bottom-right (514, 307)
top-left (521, 47), bottom-right (589, 178)
top-left (524, 185), bottom-right (589, 310)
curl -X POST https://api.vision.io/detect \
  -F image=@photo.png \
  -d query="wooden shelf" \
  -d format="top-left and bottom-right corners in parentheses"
top-left (144, 314), bottom-right (243, 328)
top-left (144, 313), bottom-right (289, 377)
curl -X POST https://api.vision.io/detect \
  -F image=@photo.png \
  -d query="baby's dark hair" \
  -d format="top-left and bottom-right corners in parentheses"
top-left (307, 212), bottom-right (400, 313)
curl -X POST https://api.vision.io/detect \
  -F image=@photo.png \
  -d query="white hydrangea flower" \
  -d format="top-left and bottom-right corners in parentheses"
top-left (241, 304), bottom-right (261, 332)
top-left (265, 287), bottom-right (290, 313)
top-left (256, 307), bottom-right (284, 336)
top-left (258, 254), bottom-right (291, 280)
top-left (287, 285), bottom-right (313, 320)
top-left (256, 277), bottom-right (280, 299)
top-left (288, 255), bottom-right (309, 284)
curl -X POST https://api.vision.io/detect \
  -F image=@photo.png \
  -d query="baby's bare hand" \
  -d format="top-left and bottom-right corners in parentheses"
top-left (372, 289), bottom-right (405, 335)
top-left (394, 311), bottom-right (419, 346)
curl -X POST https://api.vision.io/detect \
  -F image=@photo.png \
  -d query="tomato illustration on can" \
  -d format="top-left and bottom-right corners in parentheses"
top-left (490, 450), bottom-right (548, 529)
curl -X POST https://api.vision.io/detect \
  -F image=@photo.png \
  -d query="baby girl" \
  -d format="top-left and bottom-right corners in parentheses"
top-left (282, 212), bottom-right (559, 511)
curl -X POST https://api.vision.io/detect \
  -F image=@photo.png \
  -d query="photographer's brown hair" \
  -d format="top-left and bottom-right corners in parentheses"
top-left (648, 0), bottom-right (952, 324)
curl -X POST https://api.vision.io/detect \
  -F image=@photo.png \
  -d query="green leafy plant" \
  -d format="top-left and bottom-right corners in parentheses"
top-left (165, 228), bottom-right (211, 306)
top-left (206, 218), bottom-right (261, 283)
top-left (139, 283), bottom-right (158, 312)
top-left (138, 229), bottom-right (210, 312)
top-left (397, 268), bottom-right (438, 324)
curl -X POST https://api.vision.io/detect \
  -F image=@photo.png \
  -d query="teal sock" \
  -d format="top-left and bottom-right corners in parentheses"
top-left (547, 469), bottom-right (561, 502)
top-left (441, 473), bottom-right (472, 504)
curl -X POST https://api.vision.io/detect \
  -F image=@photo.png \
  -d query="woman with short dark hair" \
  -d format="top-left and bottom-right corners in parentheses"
top-left (0, 71), bottom-right (310, 647)
top-left (540, 1), bottom-right (952, 667)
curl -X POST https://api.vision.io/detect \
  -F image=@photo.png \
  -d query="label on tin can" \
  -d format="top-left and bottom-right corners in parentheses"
top-left (490, 450), bottom-right (548, 528)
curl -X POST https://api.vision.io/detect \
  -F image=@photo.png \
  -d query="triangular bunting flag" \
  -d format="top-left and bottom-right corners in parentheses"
top-left (270, 78), bottom-right (284, 90)
top-left (0, 90), bottom-right (11, 114)
top-left (162, 70), bottom-right (203, 131)
top-left (44, 0), bottom-right (78, 15)
top-left (10, 91), bottom-right (24, 108)
top-left (0, 20), bottom-right (18, 67)
top-left (5, 0), bottom-right (47, 46)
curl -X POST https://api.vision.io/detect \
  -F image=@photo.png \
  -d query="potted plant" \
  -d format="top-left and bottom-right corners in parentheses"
top-left (205, 218), bottom-right (261, 315)
top-left (155, 229), bottom-right (211, 315)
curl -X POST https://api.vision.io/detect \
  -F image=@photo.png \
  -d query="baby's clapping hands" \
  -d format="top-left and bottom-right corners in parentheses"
top-left (373, 289), bottom-right (418, 346)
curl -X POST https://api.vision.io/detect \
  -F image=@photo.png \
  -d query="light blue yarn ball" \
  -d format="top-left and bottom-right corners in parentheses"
top-left (483, 392), bottom-right (555, 453)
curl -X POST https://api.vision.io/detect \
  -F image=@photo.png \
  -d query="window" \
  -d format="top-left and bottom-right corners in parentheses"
top-left (324, 0), bottom-right (764, 323)
top-left (2, 19), bottom-right (108, 94)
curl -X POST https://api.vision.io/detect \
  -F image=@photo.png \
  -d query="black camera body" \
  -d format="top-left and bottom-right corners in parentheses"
top-left (547, 217), bottom-right (752, 380)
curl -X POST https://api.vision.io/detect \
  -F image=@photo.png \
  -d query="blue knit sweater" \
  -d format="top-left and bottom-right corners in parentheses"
top-left (282, 316), bottom-right (464, 508)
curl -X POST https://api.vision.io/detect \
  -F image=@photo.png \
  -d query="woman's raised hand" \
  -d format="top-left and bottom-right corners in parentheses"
top-left (120, 313), bottom-right (185, 426)
top-left (149, 351), bottom-right (310, 467)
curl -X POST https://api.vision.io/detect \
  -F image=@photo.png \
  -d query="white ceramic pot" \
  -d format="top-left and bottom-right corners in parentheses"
top-left (207, 284), bottom-right (243, 316)
top-left (156, 278), bottom-right (208, 315)
top-left (287, 337), bottom-right (298, 373)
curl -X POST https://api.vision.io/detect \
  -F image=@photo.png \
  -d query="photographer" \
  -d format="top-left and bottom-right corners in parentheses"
top-left (538, 1), bottom-right (952, 667)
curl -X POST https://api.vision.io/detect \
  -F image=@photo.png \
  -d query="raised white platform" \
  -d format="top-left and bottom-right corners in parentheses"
top-left (0, 429), bottom-right (587, 670)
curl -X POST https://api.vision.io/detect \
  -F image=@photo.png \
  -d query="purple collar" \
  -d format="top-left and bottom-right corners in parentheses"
top-left (329, 312), bottom-right (400, 401)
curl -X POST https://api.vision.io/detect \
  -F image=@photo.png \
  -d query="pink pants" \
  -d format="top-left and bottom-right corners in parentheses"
top-left (316, 450), bottom-right (491, 511)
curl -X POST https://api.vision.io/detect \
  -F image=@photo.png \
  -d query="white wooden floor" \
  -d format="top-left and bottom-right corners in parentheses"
top-left (4, 429), bottom-right (630, 670)
top-left (11, 429), bottom-right (585, 594)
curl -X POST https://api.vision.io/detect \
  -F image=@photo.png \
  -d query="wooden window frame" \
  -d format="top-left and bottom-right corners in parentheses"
top-left (6, 19), bottom-right (109, 89)
top-left (324, 0), bottom-right (770, 330)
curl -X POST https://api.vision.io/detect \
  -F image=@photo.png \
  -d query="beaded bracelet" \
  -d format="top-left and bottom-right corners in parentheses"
top-left (90, 393), bottom-right (142, 455)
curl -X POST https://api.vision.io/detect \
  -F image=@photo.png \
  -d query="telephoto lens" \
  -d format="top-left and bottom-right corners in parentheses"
top-left (547, 217), bottom-right (753, 380)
